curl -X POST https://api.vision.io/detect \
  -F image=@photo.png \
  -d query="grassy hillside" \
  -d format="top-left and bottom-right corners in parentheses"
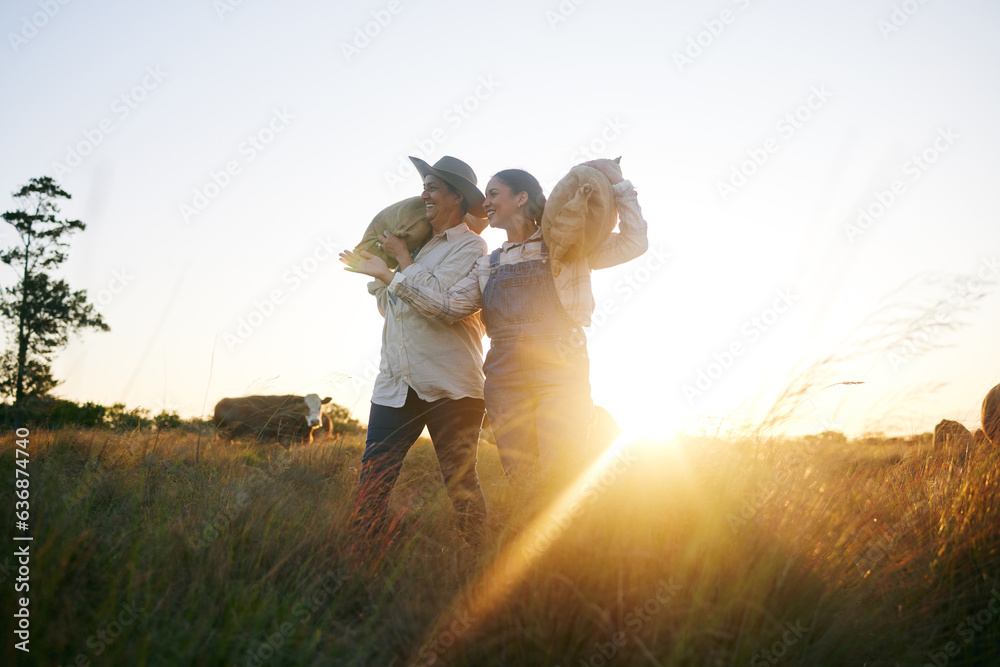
top-left (2, 428), bottom-right (998, 666)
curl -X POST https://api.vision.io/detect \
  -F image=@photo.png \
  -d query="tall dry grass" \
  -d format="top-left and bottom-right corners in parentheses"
top-left (1, 425), bottom-right (999, 666)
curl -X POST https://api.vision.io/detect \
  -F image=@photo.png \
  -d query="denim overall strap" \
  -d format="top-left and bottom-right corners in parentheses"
top-left (480, 238), bottom-right (593, 483)
top-left (481, 239), bottom-right (578, 341)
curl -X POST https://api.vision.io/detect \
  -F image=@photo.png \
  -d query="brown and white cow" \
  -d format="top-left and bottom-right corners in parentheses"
top-left (214, 394), bottom-right (332, 449)
top-left (933, 419), bottom-right (974, 462)
top-left (983, 383), bottom-right (1000, 446)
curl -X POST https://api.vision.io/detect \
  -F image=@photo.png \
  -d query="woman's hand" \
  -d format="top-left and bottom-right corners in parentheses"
top-left (582, 157), bottom-right (624, 186)
top-left (379, 231), bottom-right (413, 270)
top-left (339, 249), bottom-right (394, 285)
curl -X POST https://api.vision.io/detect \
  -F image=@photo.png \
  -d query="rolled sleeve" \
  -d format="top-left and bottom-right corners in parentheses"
top-left (612, 180), bottom-right (636, 198)
top-left (368, 279), bottom-right (389, 316)
top-left (402, 236), bottom-right (485, 292)
top-left (390, 261), bottom-right (484, 325)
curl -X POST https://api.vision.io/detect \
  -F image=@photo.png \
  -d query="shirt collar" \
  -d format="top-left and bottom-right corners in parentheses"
top-left (500, 227), bottom-right (543, 252)
top-left (434, 221), bottom-right (471, 242)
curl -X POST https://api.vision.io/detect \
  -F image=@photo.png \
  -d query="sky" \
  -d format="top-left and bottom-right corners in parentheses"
top-left (0, 0), bottom-right (998, 438)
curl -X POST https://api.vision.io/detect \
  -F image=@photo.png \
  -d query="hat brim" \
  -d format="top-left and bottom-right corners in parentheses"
top-left (409, 156), bottom-right (487, 219)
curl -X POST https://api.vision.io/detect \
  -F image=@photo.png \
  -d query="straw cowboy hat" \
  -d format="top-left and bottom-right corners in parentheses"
top-left (408, 155), bottom-right (487, 218)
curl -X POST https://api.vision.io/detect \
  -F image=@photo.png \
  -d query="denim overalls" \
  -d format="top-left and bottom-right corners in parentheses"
top-left (482, 239), bottom-right (594, 482)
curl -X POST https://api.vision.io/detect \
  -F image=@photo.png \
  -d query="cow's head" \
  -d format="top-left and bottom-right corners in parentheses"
top-left (303, 394), bottom-right (333, 428)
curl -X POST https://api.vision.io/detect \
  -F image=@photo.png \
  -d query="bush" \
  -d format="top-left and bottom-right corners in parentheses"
top-left (0, 396), bottom-right (106, 428)
top-left (105, 402), bottom-right (152, 431)
top-left (153, 410), bottom-right (185, 430)
top-left (0, 396), bottom-right (221, 433)
top-left (324, 402), bottom-right (364, 436)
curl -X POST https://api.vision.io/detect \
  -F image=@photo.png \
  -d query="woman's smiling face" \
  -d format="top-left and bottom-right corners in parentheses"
top-left (421, 175), bottom-right (461, 223)
top-left (483, 176), bottom-right (525, 230)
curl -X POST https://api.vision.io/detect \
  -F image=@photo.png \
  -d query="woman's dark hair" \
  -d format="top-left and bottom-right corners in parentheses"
top-left (493, 169), bottom-right (546, 223)
top-left (443, 181), bottom-right (470, 215)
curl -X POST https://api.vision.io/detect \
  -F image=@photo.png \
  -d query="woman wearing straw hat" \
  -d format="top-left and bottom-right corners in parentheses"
top-left (342, 159), bottom-right (648, 484)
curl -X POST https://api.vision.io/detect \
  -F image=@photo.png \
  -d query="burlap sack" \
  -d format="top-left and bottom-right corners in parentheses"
top-left (541, 162), bottom-right (620, 277)
top-left (355, 197), bottom-right (487, 269)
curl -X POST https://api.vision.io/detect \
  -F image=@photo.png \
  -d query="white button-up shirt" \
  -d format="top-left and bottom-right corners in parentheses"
top-left (368, 222), bottom-right (488, 408)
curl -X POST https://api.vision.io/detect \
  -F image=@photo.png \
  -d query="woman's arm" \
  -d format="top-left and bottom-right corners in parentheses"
top-left (588, 180), bottom-right (650, 270)
top-left (387, 259), bottom-right (485, 326)
top-left (383, 232), bottom-right (487, 292)
top-left (340, 250), bottom-right (485, 325)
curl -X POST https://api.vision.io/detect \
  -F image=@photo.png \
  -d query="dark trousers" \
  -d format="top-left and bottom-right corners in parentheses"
top-left (352, 387), bottom-right (487, 540)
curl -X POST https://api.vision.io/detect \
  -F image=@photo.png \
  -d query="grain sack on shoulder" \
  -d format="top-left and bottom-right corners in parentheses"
top-left (355, 197), bottom-right (488, 269)
top-left (354, 197), bottom-right (432, 269)
top-left (541, 158), bottom-right (622, 277)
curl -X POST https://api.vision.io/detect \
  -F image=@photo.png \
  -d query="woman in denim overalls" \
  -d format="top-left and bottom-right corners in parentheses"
top-left (476, 170), bottom-right (597, 482)
top-left (342, 162), bottom-right (648, 483)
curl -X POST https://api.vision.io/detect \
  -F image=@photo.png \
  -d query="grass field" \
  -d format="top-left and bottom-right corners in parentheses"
top-left (2, 426), bottom-right (999, 666)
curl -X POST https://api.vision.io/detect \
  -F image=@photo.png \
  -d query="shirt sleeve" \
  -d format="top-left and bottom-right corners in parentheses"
top-left (588, 179), bottom-right (650, 271)
top-left (388, 258), bottom-right (485, 326)
top-left (400, 236), bottom-right (486, 291)
top-left (367, 279), bottom-right (389, 317)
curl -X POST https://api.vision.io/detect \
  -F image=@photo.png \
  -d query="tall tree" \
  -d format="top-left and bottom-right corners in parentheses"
top-left (1, 176), bottom-right (109, 410)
